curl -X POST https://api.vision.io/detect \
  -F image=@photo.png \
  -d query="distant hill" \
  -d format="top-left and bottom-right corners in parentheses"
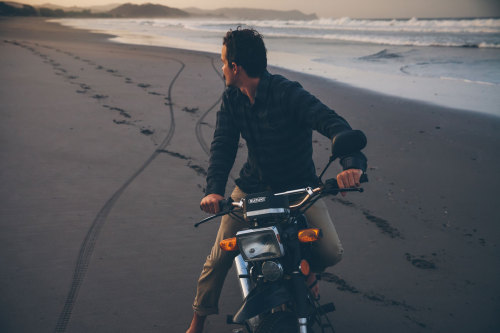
top-left (3, 1), bottom-right (23, 8)
top-left (0, 1), bottom-right (37, 16)
top-left (0, 1), bottom-right (107, 17)
top-left (108, 3), bottom-right (189, 18)
top-left (184, 7), bottom-right (318, 20)
top-left (38, 2), bottom-right (121, 13)
top-left (37, 3), bottom-right (85, 12)
top-left (0, 2), bottom-right (188, 18)
top-left (1, 2), bottom-right (317, 20)
top-left (88, 3), bottom-right (122, 13)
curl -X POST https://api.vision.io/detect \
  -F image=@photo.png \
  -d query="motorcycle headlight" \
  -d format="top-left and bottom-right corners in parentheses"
top-left (236, 226), bottom-right (284, 262)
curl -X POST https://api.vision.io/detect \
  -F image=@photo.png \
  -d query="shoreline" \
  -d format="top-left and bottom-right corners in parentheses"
top-left (1, 17), bottom-right (499, 333)
top-left (50, 16), bottom-right (500, 117)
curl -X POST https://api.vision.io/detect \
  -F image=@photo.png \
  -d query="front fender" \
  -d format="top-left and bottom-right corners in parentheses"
top-left (232, 281), bottom-right (292, 324)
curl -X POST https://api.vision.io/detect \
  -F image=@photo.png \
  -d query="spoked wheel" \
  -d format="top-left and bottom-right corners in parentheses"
top-left (255, 312), bottom-right (299, 333)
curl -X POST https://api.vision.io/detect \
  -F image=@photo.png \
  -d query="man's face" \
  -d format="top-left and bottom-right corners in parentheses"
top-left (221, 45), bottom-right (235, 87)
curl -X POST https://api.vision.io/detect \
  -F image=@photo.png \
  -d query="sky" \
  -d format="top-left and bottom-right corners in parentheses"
top-left (20, 0), bottom-right (500, 18)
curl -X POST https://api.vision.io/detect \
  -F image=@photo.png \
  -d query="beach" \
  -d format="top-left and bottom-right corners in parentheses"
top-left (1, 17), bottom-right (499, 333)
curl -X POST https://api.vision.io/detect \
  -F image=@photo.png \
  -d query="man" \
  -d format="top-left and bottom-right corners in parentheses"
top-left (186, 28), bottom-right (367, 333)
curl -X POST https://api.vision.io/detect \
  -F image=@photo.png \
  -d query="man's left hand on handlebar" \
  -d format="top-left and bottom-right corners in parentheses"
top-left (200, 193), bottom-right (225, 214)
top-left (337, 169), bottom-right (363, 197)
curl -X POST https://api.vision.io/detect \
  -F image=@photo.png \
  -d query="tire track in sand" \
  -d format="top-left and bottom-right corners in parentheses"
top-left (4, 39), bottom-right (184, 332)
top-left (193, 56), bottom-right (239, 186)
top-left (2, 41), bottom-right (189, 332)
top-left (195, 56), bottom-right (223, 155)
top-left (54, 58), bottom-right (185, 332)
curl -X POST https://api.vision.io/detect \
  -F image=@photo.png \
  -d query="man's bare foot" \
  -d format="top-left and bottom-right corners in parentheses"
top-left (306, 273), bottom-right (320, 300)
top-left (186, 312), bottom-right (206, 333)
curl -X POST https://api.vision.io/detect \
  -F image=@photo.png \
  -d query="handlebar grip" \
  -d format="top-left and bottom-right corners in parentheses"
top-left (360, 173), bottom-right (369, 183)
top-left (218, 198), bottom-right (233, 211)
top-left (324, 172), bottom-right (368, 194)
top-left (324, 178), bottom-right (339, 193)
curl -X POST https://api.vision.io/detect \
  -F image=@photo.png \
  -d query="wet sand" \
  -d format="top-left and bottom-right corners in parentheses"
top-left (1, 17), bottom-right (499, 333)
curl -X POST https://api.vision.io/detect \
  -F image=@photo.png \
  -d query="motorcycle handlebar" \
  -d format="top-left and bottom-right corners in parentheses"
top-left (288, 173), bottom-right (368, 209)
top-left (218, 198), bottom-right (233, 211)
top-left (361, 173), bottom-right (369, 183)
top-left (195, 173), bottom-right (368, 227)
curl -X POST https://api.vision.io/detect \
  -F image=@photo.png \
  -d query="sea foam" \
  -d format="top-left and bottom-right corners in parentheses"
top-left (53, 17), bottom-right (500, 116)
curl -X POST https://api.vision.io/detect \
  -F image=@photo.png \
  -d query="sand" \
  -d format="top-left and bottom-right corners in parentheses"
top-left (1, 17), bottom-right (499, 333)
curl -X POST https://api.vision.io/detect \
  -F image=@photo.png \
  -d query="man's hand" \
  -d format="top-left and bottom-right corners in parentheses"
top-left (337, 169), bottom-right (363, 197)
top-left (200, 193), bottom-right (224, 214)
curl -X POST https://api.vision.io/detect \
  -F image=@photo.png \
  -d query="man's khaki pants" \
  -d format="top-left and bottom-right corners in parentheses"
top-left (192, 186), bottom-right (344, 316)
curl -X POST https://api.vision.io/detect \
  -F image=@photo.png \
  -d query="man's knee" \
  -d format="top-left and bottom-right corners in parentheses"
top-left (325, 247), bottom-right (343, 267)
top-left (310, 244), bottom-right (343, 272)
top-left (203, 249), bottom-right (236, 274)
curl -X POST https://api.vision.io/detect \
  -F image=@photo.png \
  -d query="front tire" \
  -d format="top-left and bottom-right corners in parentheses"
top-left (255, 312), bottom-right (298, 333)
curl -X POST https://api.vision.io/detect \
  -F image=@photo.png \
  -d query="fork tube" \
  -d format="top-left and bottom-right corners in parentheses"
top-left (288, 229), bottom-right (309, 331)
top-left (234, 254), bottom-right (252, 297)
top-left (234, 255), bottom-right (260, 331)
top-left (298, 317), bottom-right (308, 333)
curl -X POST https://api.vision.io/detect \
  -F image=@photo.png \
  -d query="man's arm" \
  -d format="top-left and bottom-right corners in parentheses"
top-left (202, 93), bottom-right (240, 212)
top-left (285, 81), bottom-right (367, 171)
top-left (285, 81), bottom-right (352, 139)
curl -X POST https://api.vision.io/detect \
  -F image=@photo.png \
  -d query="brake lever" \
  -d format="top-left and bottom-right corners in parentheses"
top-left (340, 187), bottom-right (364, 193)
top-left (194, 210), bottom-right (231, 228)
top-left (323, 172), bottom-right (368, 195)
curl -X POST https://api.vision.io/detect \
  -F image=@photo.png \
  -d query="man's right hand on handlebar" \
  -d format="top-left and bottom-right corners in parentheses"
top-left (337, 169), bottom-right (363, 197)
top-left (200, 193), bottom-right (224, 214)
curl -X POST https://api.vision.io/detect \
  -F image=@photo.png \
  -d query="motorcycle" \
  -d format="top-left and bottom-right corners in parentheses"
top-left (195, 130), bottom-right (368, 333)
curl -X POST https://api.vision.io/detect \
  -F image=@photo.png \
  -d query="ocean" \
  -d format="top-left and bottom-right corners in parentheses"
top-left (54, 17), bottom-right (500, 116)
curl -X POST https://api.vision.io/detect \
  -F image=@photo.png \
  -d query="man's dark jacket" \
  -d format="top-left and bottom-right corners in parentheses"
top-left (206, 70), bottom-right (367, 196)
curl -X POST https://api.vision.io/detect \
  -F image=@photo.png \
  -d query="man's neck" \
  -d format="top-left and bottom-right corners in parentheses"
top-left (239, 77), bottom-right (260, 105)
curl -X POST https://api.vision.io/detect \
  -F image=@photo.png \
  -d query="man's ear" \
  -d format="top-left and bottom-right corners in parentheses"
top-left (231, 62), bottom-right (239, 74)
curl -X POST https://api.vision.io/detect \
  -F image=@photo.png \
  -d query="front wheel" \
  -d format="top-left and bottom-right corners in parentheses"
top-left (255, 312), bottom-right (298, 333)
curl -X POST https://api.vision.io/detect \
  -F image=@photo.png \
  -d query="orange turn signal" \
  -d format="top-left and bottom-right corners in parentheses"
top-left (299, 259), bottom-right (310, 276)
top-left (298, 228), bottom-right (321, 243)
top-left (219, 237), bottom-right (238, 251)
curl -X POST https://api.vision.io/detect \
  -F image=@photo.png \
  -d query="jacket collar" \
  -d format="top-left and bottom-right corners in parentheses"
top-left (235, 70), bottom-right (270, 106)
top-left (254, 70), bottom-right (271, 105)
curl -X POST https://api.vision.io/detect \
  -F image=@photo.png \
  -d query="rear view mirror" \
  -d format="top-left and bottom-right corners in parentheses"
top-left (331, 130), bottom-right (367, 160)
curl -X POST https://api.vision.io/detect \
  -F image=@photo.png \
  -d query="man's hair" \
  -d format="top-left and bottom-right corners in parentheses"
top-left (223, 28), bottom-right (267, 78)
